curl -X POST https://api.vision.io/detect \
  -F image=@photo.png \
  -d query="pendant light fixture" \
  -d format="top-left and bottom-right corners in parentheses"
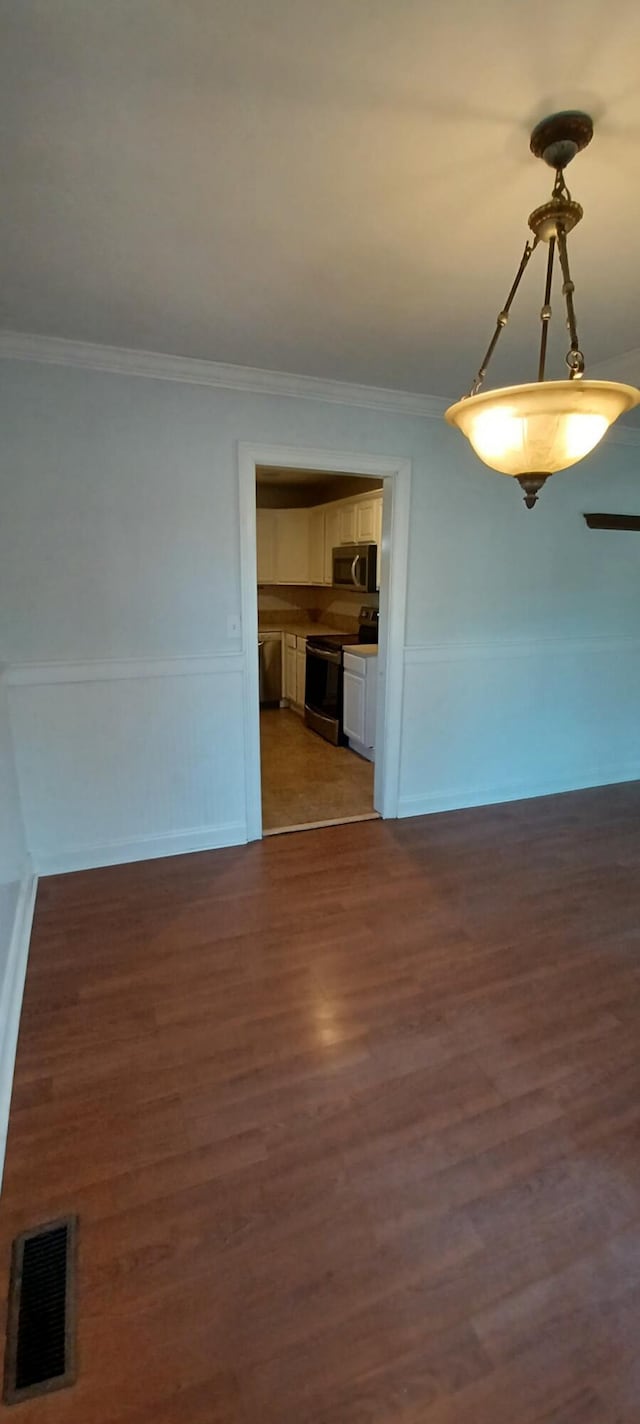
top-left (445, 112), bottom-right (640, 508)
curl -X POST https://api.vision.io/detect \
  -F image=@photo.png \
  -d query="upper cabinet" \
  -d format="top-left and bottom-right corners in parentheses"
top-left (275, 509), bottom-right (311, 584)
top-left (338, 504), bottom-right (356, 544)
top-left (323, 506), bottom-right (342, 585)
top-left (256, 509), bottom-right (277, 584)
top-left (257, 491), bottom-right (383, 587)
top-left (355, 500), bottom-right (377, 542)
top-left (308, 508), bottom-right (325, 586)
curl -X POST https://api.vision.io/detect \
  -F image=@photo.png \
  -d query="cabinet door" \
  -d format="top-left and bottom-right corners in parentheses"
top-left (343, 670), bottom-right (366, 743)
top-left (339, 503), bottom-right (356, 544)
top-left (296, 647), bottom-right (306, 707)
top-left (256, 509), bottom-right (276, 584)
top-left (275, 509), bottom-right (310, 585)
top-left (324, 507), bottom-right (342, 584)
top-left (309, 509), bottom-right (325, 585)
top-left (355, 500), bottom-right (377, 542)
top-left (285, 645), bottom-right (297, 702)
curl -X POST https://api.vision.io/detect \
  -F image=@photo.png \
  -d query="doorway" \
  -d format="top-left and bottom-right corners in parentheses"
top-left (238, 443), bottom-right (411, 841)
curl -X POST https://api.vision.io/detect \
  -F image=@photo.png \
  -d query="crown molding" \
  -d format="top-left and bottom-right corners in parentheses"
top-left (589, 346), bottom-right (640, 383)
top-left (0, 330), bottom-right (448, 419)
top-left (2, 329), bottom-right (639, 444)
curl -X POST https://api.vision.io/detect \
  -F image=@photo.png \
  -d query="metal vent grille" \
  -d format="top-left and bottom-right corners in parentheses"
top-left (3, 1216), bottom-right (77, 1405)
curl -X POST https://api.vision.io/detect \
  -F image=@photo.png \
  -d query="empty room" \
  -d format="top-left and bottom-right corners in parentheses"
top-left (1, 2), bottom-right (640, 1420)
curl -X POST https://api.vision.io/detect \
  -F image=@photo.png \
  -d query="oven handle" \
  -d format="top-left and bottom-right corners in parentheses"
top-left (307, 646), bottom-right (342, 666)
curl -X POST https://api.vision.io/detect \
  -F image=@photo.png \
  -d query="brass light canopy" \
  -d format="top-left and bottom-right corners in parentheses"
top-left (445, 111), bottom-right (640, 508)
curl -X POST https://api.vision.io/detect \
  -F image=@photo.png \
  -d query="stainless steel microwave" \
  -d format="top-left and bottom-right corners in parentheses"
top-left (332, 543), bottom-right (377, 592)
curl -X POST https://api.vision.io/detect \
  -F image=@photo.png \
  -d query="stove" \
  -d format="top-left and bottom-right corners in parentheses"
top-left (305, 608), bottom-right (378, 745)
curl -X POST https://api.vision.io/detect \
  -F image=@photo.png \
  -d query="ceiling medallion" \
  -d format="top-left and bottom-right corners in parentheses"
top-left (445, 111), bottom-right (640, 508)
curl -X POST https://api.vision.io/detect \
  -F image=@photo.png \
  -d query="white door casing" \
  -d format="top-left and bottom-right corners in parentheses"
top-left (238, 442), bottom-right (412, 841)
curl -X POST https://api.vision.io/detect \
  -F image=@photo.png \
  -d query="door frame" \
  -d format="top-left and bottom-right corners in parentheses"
top-left (238, 441), bottom-right (411, 841)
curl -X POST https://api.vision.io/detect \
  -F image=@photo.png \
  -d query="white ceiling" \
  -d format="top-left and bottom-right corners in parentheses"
top-left (2, 0), bottom-right (640, 397)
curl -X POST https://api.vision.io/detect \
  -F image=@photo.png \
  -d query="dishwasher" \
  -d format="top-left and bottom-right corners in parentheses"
top-left (258, 632), bottom-right (282, 707)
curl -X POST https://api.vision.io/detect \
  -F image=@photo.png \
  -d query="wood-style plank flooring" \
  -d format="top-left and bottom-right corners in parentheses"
top-left (2, 782), bottom-right (640, 1421)
top-left (260, 707), bottom-right (375, 831)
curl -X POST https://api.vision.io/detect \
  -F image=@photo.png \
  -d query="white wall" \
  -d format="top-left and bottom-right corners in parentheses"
top-left (1, 353), bottom-right (639, 872)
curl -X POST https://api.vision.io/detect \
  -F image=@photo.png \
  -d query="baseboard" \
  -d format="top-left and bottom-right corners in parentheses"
top-left (34, 821), bottom-right (248, 876)
top-left (0, 873), bottom-right (38, 1189)
top-left (398, 765), bottom-right (640, 819)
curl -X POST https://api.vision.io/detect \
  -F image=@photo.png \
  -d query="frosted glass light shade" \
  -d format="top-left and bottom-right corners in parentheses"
top-left (445, 380), bottom-right (640, 477)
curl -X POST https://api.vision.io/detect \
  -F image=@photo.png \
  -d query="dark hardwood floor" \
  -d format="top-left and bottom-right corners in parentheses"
top-left (1, 783), bottom-right (640, 1421)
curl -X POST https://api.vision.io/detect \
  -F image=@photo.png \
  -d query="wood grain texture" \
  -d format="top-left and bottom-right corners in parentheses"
top-left (1, 780), bottom-right (640, 1421)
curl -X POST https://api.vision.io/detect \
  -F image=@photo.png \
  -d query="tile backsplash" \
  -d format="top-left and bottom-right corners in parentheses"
top-left (258, 586), bottom-right (378, 631)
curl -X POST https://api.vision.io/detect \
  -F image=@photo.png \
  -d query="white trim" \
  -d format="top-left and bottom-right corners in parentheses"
top-left (589, 346), bottom-right (640, 384)
top-left (0, 873), bottom-right (37, 1190)
top-left (238, 441), bottom-right (411, 840)
top-left (238, 448), bottom-right (264, 842)
top-left (33, 821), bottom-right (247, 877)
top-left (398, 764), bottom-right (640, 820)
top-left (4, 654), bottom-right (244, 686)
top-left (0, 330), bottom-right (447, 419)
top-left (373, 469), bottom-right (411, 819)
top-left (2, 329), bottom-right (640, 445)
top-left (404, 634), bottom-right (640, 665)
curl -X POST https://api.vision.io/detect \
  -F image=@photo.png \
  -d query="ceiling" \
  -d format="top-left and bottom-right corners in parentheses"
top-left (2, 0), bottom-right (640, 397)
top-left (256, 468), bottom-right (382, 508)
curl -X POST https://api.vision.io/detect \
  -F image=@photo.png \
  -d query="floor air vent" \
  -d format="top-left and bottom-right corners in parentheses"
top-left (3, 1216), bottom-right (77, 1405)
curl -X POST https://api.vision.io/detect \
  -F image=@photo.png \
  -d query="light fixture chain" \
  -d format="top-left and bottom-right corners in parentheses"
top-left (537, 236), bottom-right (555, 382)
top-left (556, 223), bottom-right (585, 377)
top-left (468, 237), bottom-right (539, 396)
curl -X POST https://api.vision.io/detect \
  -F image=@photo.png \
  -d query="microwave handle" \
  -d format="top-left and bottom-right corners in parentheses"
top-left (351, 554), bottom-right (360, 587)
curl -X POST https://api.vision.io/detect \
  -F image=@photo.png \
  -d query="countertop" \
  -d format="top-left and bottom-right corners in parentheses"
top-left (344, 644), bottom-right (378, 658)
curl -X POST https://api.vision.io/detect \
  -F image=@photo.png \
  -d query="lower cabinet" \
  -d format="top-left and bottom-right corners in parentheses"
top-left (343, 670), bottom-right (366, 744)
top-left (284, 634), bottom-right (307, 710)
top-left (343, 651), bottom-right (377, 759)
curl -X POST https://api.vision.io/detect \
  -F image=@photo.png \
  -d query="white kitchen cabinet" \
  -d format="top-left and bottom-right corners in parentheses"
top-left (343, 670), bottom-right (366, 744)
top-left (284, 635), bottom-right (306, 709)
top-left (308, 508), bottom-right (325, 585)
top-left (343, 650), bottom-right (377, 759)
top-left (258, 491), bottom-right (383, 588)
top-left (275, 509), bottom-right (311, 584)
top-left (324, 506), bottom-right (342, 584)
top-left (256, 508), bottom-right (277, 584)
top-left (295, 642), bottom-right (306, 708)
top-left (339, 503), bottom-right (356, 544)
top-left (355, 499), bottom-right (377, 542)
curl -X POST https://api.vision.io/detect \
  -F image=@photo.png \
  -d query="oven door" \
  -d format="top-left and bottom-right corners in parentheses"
top-left (304, 645), bottom-right (343, 745)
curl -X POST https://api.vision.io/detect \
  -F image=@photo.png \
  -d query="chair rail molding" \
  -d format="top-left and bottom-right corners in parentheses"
top-left (3, 654), bottom-right (244, 686)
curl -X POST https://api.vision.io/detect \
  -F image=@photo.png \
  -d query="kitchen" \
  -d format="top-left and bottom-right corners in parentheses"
top-left (256, 467), bottom-right (384, 834)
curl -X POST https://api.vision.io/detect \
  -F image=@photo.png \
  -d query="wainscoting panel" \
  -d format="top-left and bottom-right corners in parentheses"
top-left (7, 657), bottom-right (248, 873)
top-left (399, 636), bottom-right (640, 816)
